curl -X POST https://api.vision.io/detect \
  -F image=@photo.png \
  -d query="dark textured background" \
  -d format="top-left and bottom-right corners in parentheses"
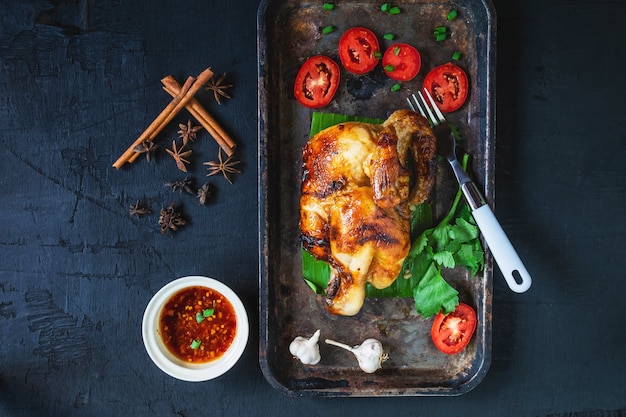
top-left (1, 0), bottom-right (624, 416)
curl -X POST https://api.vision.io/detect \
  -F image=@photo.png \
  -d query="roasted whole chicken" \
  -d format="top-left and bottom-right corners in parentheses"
top-left (300, 109), bottom-right (437, 316)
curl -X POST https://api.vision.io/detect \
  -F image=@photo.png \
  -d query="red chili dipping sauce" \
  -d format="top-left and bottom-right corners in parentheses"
top-left (159, 286), bottom-right (237, 363)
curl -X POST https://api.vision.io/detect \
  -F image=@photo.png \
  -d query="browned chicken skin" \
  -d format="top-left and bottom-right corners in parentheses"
top-left (300, 110), bottom-right (437, 316)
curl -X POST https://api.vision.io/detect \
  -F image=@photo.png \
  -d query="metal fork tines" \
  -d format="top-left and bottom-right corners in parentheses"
top-left (408, 90), bottom-right (469, 186)
top-left (406, 90), bottom-right (444, 127)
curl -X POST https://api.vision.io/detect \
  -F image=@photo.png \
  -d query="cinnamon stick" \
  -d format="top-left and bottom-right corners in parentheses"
top-left (161, 75), bottom-right (236, 156)
top-left (113, 67), bottom-right (214, 169)
top-left (113, 76), bottom-right (194, 168)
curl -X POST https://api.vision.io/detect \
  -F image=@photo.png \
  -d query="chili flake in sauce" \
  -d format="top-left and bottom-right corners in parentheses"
top-left (159, 286), bottom-right (237, 363)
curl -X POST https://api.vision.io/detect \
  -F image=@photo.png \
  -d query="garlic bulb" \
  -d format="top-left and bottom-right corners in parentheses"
top-left (325, 338), bottom-right (388, 373)
top-left (289, 329), bottom-right (321, 365)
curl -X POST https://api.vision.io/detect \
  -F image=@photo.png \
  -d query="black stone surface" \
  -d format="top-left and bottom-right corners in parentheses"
top-left (1, 0), bottom-right (624, 416)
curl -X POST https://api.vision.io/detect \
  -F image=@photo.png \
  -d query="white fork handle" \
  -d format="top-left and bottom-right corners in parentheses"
top-left (471, 205), bottom-right (532, 293)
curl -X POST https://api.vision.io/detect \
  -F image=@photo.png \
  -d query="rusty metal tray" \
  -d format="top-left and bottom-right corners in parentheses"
top-left (257, 0), bottom-right (495, 396)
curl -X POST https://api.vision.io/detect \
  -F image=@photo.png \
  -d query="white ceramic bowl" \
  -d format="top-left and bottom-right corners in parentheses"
top-left (142, 276), bottom-right (249, 382)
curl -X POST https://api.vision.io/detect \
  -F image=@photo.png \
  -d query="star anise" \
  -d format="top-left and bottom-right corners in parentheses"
top-left (129, 200), bottom-right (151, 217)
top-left (197, 182), bottom-right (212, 205)
top-left (165, 176), bottom-right (196, 195)
top-left (205, 73), bottom-right (232, 105)
top-left (203, 149), bottom-right (241, 184)
top-left (178, 119), bottom-right (202, 146)
top-left (166, 140), bottom-right (192, 172)
top-left (158, 203), bottom-right (187, 234)
top-left (133, 141), bottom-right (158, 162)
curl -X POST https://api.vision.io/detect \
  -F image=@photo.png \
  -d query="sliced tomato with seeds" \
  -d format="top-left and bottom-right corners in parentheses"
top-left (338, 27), bottom-right (380, 75)
top-left (423, 62), bottom-right (469, 112)
top-left (293, 55), bottom-right (340, 108)
top-left (431, 302), bottom-right (477, 354)
top-left (382, 43), bottom-right (421, 81)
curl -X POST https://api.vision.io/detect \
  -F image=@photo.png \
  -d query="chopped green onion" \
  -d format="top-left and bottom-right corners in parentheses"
top-left (190, 339), bottom-right (201, 349)
top-left (374, 51), bottom-right (383, 59)
top-left (447, 9), bottom-right (458, 21)
top-left (323, 3), bottom-right (335, 10)
top-left (434, 26), bottom-right (448, 41)
top-left (451, 51), bottom-right (462, 60)
top-left (393, 46), bottom-right (401, 55)
top-left (195, 312), bottom-right (204, 323)
top-left (202, 308), bottom-right (214, 317)
top-left (390, 83), bottom-right (401, 92)
top-left (384, 64), bottom-right (395, 72)
top-left (383, 33), bottom-right (395, 41)
top-left (321, 25), bottom-right (335, 35)
top-left (381, 3), bottom-right (400, 14)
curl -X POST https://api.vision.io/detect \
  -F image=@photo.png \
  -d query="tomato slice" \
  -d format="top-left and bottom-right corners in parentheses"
top-left (338, 27), bottom-right (380, 75)
top-left (382, 43), bottom-right (421, 81)
top-left (422, 63), bottom-right (469, 112)
top-left (293, 55), bottom-right (340, 108)
top-left (431, 303), bottom-right (477, 354)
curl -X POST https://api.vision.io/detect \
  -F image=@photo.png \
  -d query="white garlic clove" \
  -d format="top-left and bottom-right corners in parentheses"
top-left (289, 329), bottom-right (321, 365)
top-left (354, 339), bottom-right (385, 373)
top-left (325, 337), bottom-right (387, 374)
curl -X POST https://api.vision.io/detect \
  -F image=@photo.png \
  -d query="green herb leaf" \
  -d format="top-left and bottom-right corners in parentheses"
top-left (452, 51), bottom-right (462, 60)
top-left (190, 339), bottom-right (201, 349)
top-left (321, 25), bottom-right (335, 35)
top-left (412, 263), bottom-right (459, 317)
top-left (381, 3), bottom-right (390, 12)
top-left (431, 221), bottom-right (451, 252)
top-left (383, 33), bottom-right (395, 41)
top-left (447, 9), bottom-right (458, 21)
top-left (433, 250), bottom-right (456, 268)
top-left (323, 3), bottom-right (335, 11)
top-left (407, 231), bottom-right (429, 258)
top-left (454, 241), bottom-right (485, 276)
top-left (384, 64), bottom-right (395, 72)
top-left (393, 46), bottom-right (401, 55)
top-left (195, 312), bottom-right (204, 323)
top-left (448, 217), bottom-right (479, 248)
top-left (389, 6), bottom-right (401, 14)
top-left (390, 83), bottom-right (401, 92)
top-left (373, 50), bottom-right (383, 59)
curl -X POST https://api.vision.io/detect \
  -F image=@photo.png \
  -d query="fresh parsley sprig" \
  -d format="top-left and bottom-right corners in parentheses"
top-left (402, 153), bottom-right (484, 318)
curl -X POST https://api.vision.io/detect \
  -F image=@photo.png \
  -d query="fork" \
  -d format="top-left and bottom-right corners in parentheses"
top-left (408, 90), bottom-right (532, 293)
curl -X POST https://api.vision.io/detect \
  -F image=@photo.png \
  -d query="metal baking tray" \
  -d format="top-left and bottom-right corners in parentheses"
top-left (258, 0), bottom-right (495, 396)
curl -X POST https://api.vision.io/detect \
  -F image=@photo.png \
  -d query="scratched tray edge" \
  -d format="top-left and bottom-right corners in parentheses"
top-left (257, 0), bottom-right (496, 397)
